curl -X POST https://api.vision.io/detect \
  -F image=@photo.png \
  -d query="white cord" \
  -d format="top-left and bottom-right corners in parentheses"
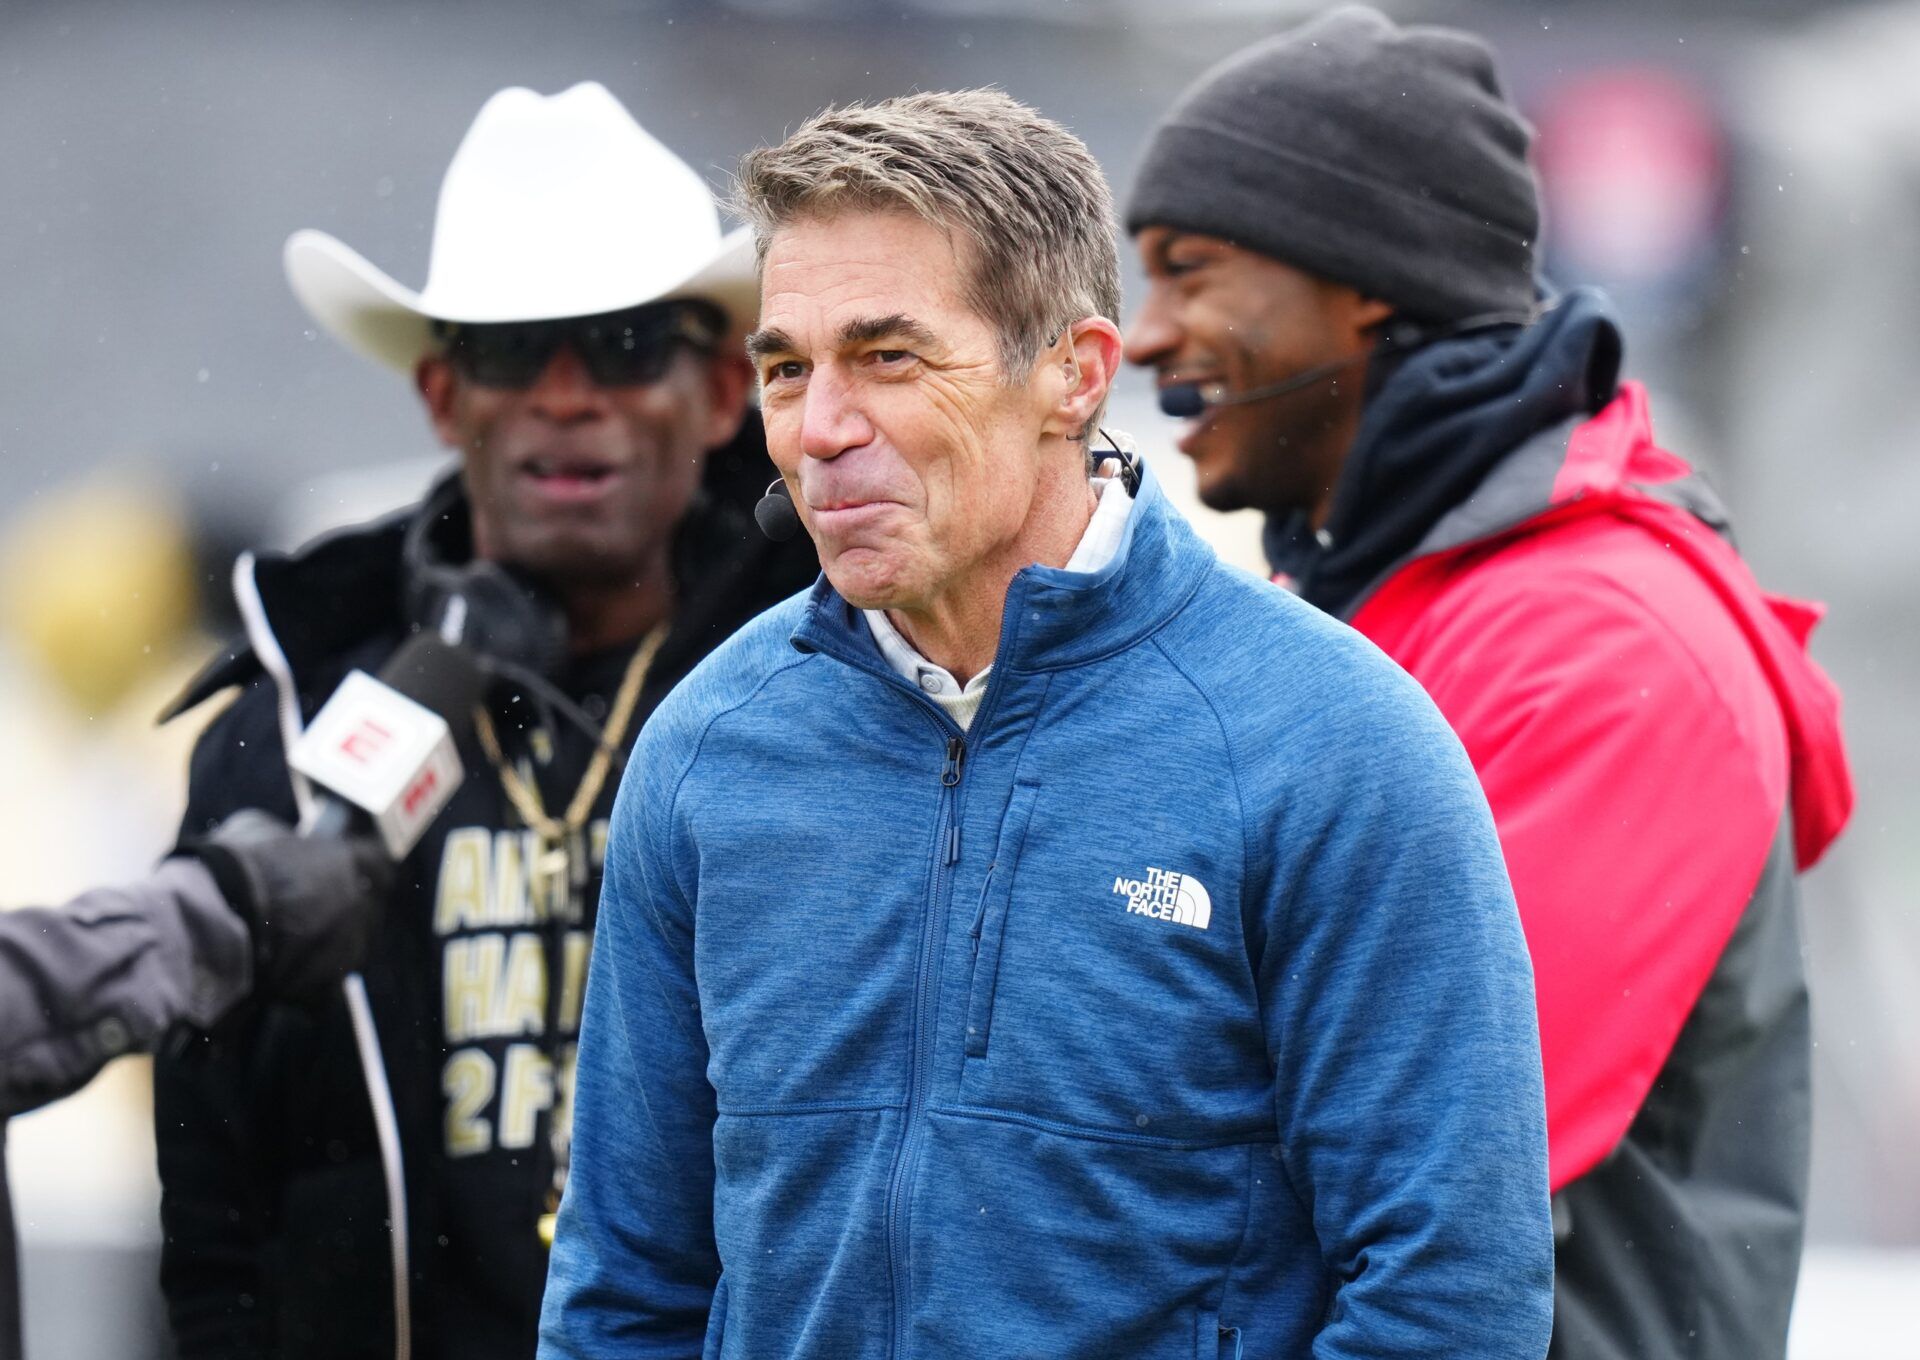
top-left (231, 552), bottom-right (318, 825)
top-left (344, 972), bottom-right (413, 1360)
top-left (233, 551), bottom-right (410, 1355)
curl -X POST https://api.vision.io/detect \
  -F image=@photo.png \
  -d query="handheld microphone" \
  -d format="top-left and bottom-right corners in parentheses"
top-left (288, 634), bottom-right (488, 857)
top-left (284, 636), bottom-right (488, 1360)
top-left (755, 478), bottom-right (801, 543)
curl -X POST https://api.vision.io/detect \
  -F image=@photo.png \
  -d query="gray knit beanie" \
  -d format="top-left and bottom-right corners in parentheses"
top-left (1125, 6), bottom-right (1540, 324)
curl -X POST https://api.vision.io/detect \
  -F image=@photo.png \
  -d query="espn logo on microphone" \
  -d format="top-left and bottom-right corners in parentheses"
top-left (339, 715), bottom-right (396, 765)
top-left (290, 670), bottom-right (463, 858)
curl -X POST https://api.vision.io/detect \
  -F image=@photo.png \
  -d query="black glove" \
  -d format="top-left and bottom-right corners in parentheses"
top-left (182, 810), bottom-right (392, 1006)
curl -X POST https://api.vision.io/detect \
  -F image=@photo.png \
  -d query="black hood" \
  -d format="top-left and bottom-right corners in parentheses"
top-left (164, 408), bottom-right (815, 719)
top-left (1266, 287), bottom-right (1623, 617)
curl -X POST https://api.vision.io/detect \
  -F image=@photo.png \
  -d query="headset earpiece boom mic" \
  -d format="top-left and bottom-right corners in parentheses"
top-left (1157, 352), bottom-right (1370, 419)
top-left (1155, 311), bottom-right (1529, 420)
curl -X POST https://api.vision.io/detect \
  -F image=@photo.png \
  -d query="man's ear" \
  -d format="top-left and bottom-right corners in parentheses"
top-left (701, 351), bottom-right (753, 449)
top-left (416, 355), bottom-right (464, 450)
top-left (1344, 294), bottom-right (1398, 346)
top-left (1046, 317), bottom-right (1124, 439)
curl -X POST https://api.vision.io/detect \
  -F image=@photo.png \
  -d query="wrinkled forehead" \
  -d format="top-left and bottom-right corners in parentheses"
top-left (753, 208), bottom-right (983, 351)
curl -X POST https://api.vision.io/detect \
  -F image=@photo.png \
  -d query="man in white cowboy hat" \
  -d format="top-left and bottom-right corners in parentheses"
top-left (152, 82), bottom-right (817, 1360)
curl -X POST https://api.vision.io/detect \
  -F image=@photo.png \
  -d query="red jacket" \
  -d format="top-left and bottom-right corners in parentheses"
top-left (1350, 380), bottom-right (1853, 1189)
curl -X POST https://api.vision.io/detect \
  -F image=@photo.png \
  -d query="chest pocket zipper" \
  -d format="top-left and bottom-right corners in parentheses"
top-left (964, 783), bottom-right (1041, 1059)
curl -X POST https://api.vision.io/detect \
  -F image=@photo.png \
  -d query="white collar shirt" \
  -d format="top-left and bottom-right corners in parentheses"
top-left (864, 462), bottom-right (1136, 731)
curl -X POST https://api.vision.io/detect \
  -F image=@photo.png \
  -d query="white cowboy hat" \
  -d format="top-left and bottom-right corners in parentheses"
top-left (285, 81), bottom-right (758, 372)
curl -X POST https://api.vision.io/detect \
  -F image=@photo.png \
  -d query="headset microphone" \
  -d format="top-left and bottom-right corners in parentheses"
top-left (1155, 384), bottom-right (1210, 421)
top-left (754, 478), bottom-right (801, 542)
top-left (1156, 311), bottom-right (1529, 420)
top-left (1157, 352), bottom-right (1368, 419)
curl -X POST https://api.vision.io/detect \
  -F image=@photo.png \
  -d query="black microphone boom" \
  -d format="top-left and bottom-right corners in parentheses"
top-left (1155, 311), bottom-right (1532, 420)
top-left (1157, 383), bottom-right (1209, 420)
top-left (1156, 351), bottom-right (1368, 420)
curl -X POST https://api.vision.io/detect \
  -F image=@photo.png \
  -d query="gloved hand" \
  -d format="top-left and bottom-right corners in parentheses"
top-left (181, 809), bottom-right (392, 1006)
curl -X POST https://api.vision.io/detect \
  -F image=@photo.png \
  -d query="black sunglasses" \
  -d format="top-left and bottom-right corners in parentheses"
top-left (431, 301), bottom-right (727, 390)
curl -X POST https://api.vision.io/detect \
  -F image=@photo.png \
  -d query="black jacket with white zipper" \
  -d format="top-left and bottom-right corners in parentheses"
top-left (153, 416), bottom-right (816, 1360)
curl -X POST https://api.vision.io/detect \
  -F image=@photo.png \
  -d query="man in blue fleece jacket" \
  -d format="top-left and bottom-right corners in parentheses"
top-left (539, 89), bottom-right (1553, 1360)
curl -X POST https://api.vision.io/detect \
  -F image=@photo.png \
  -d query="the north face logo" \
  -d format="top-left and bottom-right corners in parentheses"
top-left (1111, 867), bottom-right (1212, 930)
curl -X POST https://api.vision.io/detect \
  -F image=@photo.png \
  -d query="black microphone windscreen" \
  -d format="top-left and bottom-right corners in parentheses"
top-left (377, 634), bottom-right (488, 721)
top-left (755, 490), bottom-right (801, 543)
top-left (1157, 384), bottom-right (1206, 420)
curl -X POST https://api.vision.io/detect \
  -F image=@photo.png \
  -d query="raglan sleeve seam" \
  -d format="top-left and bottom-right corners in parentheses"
top-left (1146, 628), bottom-right (1350, 1277)
top-left (1147, 634), bottom-right (1258, 973)
top-left (655, 652), bottom-right (819, 912)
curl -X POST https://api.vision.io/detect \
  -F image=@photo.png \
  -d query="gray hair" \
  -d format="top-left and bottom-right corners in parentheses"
top-left (732, 89), bottom-right (1121, 384)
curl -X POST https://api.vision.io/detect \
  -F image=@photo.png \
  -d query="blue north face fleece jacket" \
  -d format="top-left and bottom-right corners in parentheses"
top-left (539, 464), bottom-right (1553, 1360)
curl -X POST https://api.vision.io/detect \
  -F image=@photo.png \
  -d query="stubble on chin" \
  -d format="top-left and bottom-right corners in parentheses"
top-left (822, 543), bottom-right (921, 613)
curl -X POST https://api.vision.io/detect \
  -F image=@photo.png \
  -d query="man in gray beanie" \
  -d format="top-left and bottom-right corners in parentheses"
top-left (1126, 8), bottom-right (1854, 1360)
top-left (1126, 3), bottom-right (1537, 329)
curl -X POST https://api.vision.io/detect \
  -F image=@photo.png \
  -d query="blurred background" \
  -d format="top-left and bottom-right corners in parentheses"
top-left (1, 0), bottom-right (1915, 1354)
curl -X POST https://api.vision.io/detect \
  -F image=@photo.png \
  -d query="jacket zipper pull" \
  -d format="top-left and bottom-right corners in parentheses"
top-left (970, 862), bottom-right (994, 954)
top-left (941, 736), bottom-right (965, 787)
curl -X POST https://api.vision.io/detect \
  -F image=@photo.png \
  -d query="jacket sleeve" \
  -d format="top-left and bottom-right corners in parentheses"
top-left (1249, 648), bottom-right (1554, 1358)
top-left (1401, 564), bottom-right (1785, 1189)
top-left (0, 859), bottom-right (251, 1119)
top-left (154, 682), bottom-right (299, 1359)
top-left (538, 722), bottom-right (718, 1360)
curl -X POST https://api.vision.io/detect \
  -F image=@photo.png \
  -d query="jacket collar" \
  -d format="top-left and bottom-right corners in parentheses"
top-left (161, 498), bottom-right (414, 720)
top-left (1346, 377), bottom-right (1853, 873)
top-left (790, 457), bottom-right (1209, 680)
top-left (1270, 287), bottom-right (1624, 617)
top-left (1335, 379), bottom-right (1736, 623)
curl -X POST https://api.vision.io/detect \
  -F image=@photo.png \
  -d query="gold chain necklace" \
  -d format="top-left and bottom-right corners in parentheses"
top-left (468, 624), bottom-right (666, 1248)
top-left (472, 623), bottom-right (665, 912)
